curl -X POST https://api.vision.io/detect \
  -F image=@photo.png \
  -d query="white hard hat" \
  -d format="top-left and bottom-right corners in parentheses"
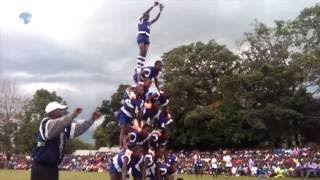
top-left (45, 101), bottom-right (67, 114)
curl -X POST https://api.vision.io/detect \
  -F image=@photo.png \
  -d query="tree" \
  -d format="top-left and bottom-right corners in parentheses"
top-left (93, 84), bottom-right (130, 148)
top-left (0, 81), bottom-right (26, 152)
top-left (239, 4), bottom-right (320, 92)
top-left (239, 20), bottom-right (293, 72)
top-left (230, 4), bottom-right (320, 146)
top-left (14, 89), bottom-right (65, 153)
top-left (289, 4), bottom-right (320, 94)
top-left (162, 40), bottom-right (240, 149)
top-left (222, 64), bottom-right (312, 147)
top-left (163, 3), bottom-right (320, 149)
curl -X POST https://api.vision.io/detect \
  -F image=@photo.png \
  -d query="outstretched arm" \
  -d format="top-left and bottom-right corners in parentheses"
top-left (151, 4), bottom-right (164, 24)
top-left (44, 108), bottom-right (82, 140)
top-left (70, 110), bottom-right (102, 138)
top-left (140, 2), bottom-right (159, 21)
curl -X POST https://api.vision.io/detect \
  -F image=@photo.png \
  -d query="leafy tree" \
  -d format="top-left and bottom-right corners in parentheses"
top-left (239, 4), bottom-right (320, 91)
top-left (0, 81), bottom-right (26, 152)
top-left (162, 40), bottom-right (240, 149)
top-left (222, 64), bottom-right (312, 147)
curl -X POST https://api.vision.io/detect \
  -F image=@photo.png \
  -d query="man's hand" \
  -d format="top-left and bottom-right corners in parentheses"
top-left (91, 110), bottom-right (102, 120)
top-left (72, 108), bottom-right (83, 118)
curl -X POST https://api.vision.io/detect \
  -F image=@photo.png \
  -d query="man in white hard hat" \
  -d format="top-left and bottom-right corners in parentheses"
top-left (31, 101), bottom-right (102, 180)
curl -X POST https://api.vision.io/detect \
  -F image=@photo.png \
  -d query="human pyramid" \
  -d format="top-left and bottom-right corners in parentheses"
top-left (109, 1), bottom-right (178, 180)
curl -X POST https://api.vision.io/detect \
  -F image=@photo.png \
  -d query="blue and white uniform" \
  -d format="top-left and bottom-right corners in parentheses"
top-left (136, 19), bottom-right (150, 73)
top-left (157, 92), bottom-right (169, 107)
top-left (146, 91), bottom-right (169, 107)
top-left (159, 163), bottom-right (176, 177)
top-left (118, 95), bottom-right (144, 125)
top-left (195, 159), bottom-right (203, 172)
top-left (160, 155), bottom-right (178, 177)
top-left (129, 155), bottom-right (145, 178)
top-left (109, 152), bottom-right (131, 176)
top-left (127, 130), bottom-right (149, 149)
top-left (142, 91), bottom-right (170, 122)
top-left (145, 154), bottom-right (156, 179)
top-left (142, 107), bottom-right (160, 122)
top-left (137, 20), bottom-right (151, 44)
top-left (133, 66), bottom-right (160, 84)
top-left (150, 131), bottom-right (167, 149)
top-left (157, 112), bottom-right (173, 130)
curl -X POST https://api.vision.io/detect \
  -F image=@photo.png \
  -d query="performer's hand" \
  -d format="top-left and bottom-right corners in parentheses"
top-left (129, 92), bottom-right (136, 100)
top-left (125, 149), bottom-right (133, 157)
top-left (159, 4), bottom-right (164, 11)
top-left (144, 102), bottom-right (152, 109)
top-left (154, 1), bottom-right (160, 6)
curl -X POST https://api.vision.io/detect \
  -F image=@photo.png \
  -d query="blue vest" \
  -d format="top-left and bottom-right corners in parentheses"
top-left (112, 152), bottom-right (131, 172)
top-left (196, 160), bottom-right (203, 167)
top-left (158, 93), bottom-right (169, 107)
top-left (129, 155), bottom-right (144, 177)
top-left (159, 163), bottom-right (170, 176)
top-left (158, 113), bottom-right (171, 129)
top-left (146, 92), bottom-right (169, 107)
top-left (138, 20), bottom-right (150, 36)
top-left (120, 98), bottom-right (144, 118)
top-left (32, 118), bottom-right (71, 165)
top-left (141, 66), bottom-right (159, 79)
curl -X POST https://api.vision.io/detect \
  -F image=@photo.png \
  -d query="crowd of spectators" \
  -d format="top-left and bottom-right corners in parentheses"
top-left (1, 147), bottom-right (319, 178)
top-left (2, 152), bottom-right (115, 172)
top-left (175, 147), bottom-right (320, 178)
top-left (59, 152), bottom-right (113, 172)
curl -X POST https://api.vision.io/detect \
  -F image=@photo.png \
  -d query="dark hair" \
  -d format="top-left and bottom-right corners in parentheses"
top-left (154, 60), bottom-right (163, 66)
top-left (177, 178), bottom-right (184, 180)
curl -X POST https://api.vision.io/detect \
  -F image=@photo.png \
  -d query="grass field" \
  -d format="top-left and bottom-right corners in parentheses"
top-left (1, 170), bottom-right (320, 180)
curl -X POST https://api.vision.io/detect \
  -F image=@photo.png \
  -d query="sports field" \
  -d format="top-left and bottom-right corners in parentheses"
top-left (1, 170), bottom-right (319, 180)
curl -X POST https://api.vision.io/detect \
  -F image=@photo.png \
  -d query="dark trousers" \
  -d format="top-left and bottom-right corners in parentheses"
top-left (31, 161), bottom-right (58, 180)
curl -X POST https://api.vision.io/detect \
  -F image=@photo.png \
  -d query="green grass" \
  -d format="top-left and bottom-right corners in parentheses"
top-left (1, 170), bottom-right (320, 180)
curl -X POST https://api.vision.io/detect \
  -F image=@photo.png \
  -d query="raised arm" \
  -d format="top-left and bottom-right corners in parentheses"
top-left (140, 2), bottom-right (159, 21)
top-left (70, 110), bottom-right (102, 138)
top-left (44, 108), bottom-right (82, 140)
top-left (150, 4), bottom-right (164, 24)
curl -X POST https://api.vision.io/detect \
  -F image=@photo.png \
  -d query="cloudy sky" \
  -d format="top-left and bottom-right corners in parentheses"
top-left (0, 0), bottom-right (318, 143)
